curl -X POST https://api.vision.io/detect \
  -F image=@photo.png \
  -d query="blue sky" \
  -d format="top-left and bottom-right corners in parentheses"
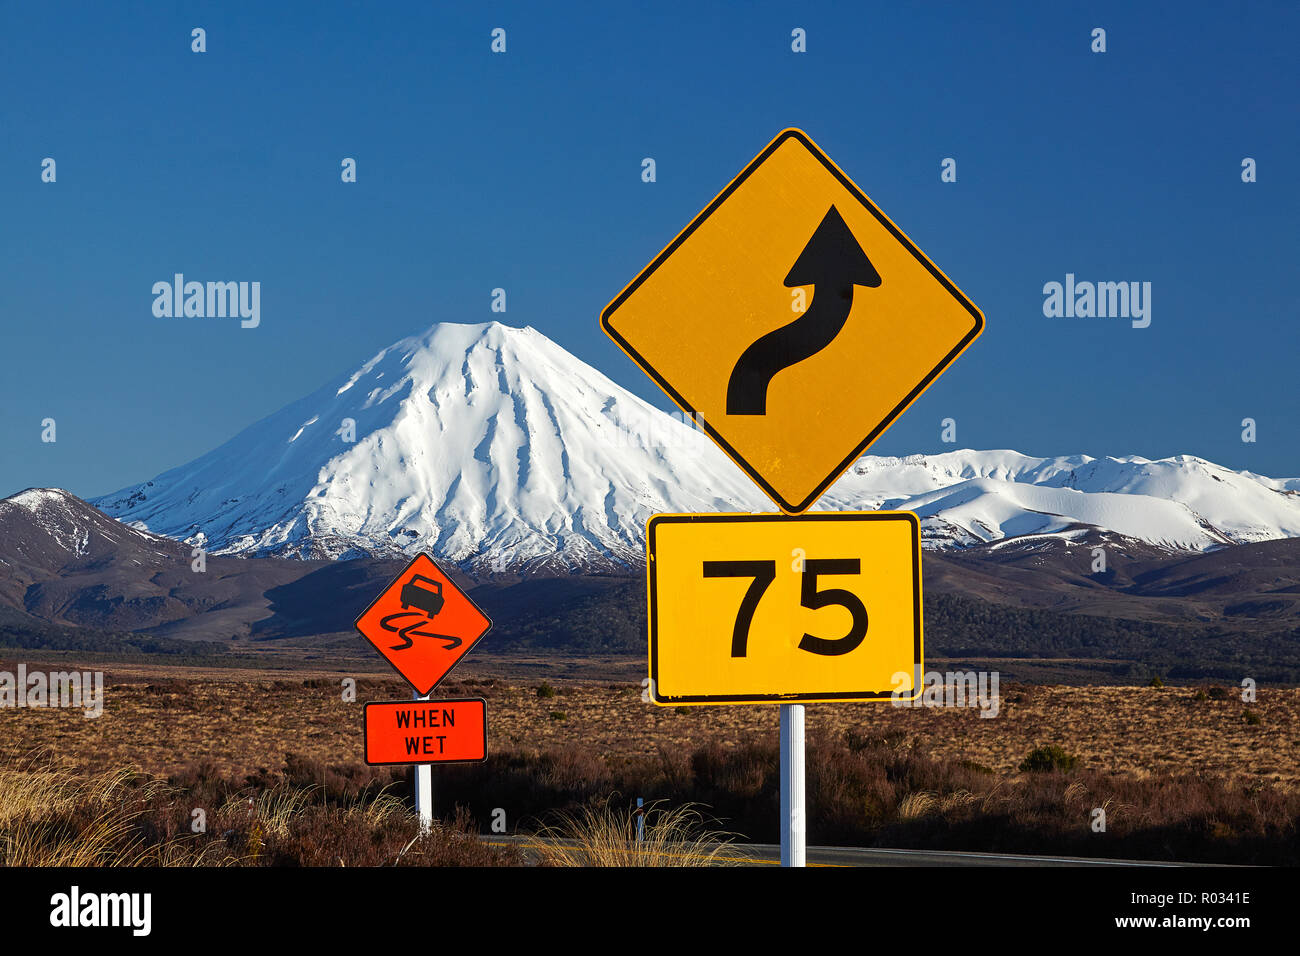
top-left (1, 1), bottom-right (1296, 499)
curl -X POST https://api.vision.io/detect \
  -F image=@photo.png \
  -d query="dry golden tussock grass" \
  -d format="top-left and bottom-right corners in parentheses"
top-left (534, 801), bottom-right (742, 867)
top-left (219, 784), bottom-right (312, 839)
top-left (897, 789), bottom-right (978, 819)
top-left (0, 754), bottom-right (518, 867)
top-left (0, 757), bottom-right (225, 867)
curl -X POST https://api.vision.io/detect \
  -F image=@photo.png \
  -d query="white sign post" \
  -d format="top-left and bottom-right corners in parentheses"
top-left (779, 703), bottom-right (806, 867)
top-left (414, 690), bottom-right (433, 832)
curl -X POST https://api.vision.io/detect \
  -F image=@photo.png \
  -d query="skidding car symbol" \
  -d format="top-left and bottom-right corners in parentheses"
top-left (400, 575), bottom-right (444, 618)
top-left (379, 573), bottom-right (462, 652)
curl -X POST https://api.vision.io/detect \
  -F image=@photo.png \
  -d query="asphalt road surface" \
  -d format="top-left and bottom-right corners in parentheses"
top-left (486, 835), bottom-right (1215, 867)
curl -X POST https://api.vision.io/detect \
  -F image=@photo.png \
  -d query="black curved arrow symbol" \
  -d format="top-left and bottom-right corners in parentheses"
top-left (726, 205), bottom-right (881, 416)
top-left (379, 611), bottom-right (464, 652)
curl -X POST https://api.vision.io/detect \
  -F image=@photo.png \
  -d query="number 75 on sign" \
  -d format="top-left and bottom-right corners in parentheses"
top-left (646, 512), bottom-right (923, 705)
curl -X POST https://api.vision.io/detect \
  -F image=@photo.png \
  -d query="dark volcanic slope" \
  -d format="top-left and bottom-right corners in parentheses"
top-left (0, 488), bottom-right (607, 645)
top-left (925, 531), bottom-right (1300, 629)
top-left (0, 488), bottom-right (332, 640)
top-left (1130, 537), bottom-right (1300, 601)
top-left (1, 488), bottom-right (1298, 676)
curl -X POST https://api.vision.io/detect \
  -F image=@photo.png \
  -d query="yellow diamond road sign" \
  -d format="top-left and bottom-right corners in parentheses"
top-left (647, 512), bottom-right (922, 705)
top-left (602, 128), bottom-right (984, 514)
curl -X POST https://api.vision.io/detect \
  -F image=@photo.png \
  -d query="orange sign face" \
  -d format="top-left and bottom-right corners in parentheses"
top-left (364, 698), bottom-right (487, 765)
top-left (354, 553), bottom-right (492, 696)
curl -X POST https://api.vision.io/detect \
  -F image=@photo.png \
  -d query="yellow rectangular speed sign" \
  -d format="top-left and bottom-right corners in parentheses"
top-left (647, 512), bottom-right (922, 705)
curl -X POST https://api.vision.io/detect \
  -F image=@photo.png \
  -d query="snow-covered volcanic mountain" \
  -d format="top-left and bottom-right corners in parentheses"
top-left (91, 322), bottom-right (1300, 570)
top-left (93, 322), bottom-right (765, 571)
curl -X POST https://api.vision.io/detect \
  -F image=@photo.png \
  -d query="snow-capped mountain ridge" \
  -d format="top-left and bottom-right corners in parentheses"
top-left (89, 322), bottom-right (1300, 570)
top-left (820, 449), bottom-right (1300, 551)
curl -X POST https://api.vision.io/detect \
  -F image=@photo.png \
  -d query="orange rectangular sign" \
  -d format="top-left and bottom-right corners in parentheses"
top-left (363, 697), bottom-right (487, 766)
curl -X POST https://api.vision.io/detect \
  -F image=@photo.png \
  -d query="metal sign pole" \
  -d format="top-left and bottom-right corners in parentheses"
top-left (414, 690), bottom-right (433, 832)
top-left (779, 702), bottom-right (806, 867)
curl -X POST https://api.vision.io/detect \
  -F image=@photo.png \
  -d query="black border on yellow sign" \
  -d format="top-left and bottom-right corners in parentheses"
top-left (646, 511), bottom-right (923, 704)
top-left (601, 128), bottom-right (985, 514)
top-left (362, 697), bottom-right (489, 766)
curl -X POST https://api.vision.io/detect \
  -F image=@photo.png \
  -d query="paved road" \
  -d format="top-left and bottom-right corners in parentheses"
top-left (486, 835), bottom-right (1213, 867)
top-left (722, 843), bottom-right (1207, 867)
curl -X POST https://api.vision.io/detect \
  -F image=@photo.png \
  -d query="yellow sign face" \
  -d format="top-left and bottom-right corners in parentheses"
top-left (602, 128), bottom-right (984, 514)
top-left (647, 512), bottom-right (922, 705)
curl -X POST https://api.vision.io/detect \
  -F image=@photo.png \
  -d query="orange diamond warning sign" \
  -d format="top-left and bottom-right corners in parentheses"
top-left (354, 553), bottom-right (492, 696)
